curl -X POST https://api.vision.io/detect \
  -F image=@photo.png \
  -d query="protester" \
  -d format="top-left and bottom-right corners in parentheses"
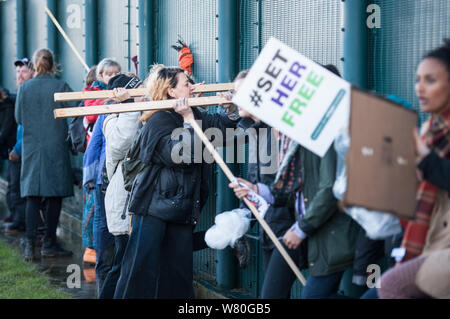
top-left (230, 65), bottom-right (361, 299)
top-left (375, 39), bottom-right (450, 299)
top-left (84, 58), bottom-right (121, 142)
top-left (1, 58), bottom-right (33, 231)
top-left (219, 70), bottom-right (300, 297)
top-left (81, 65), bottom-right (99, 264)
top-left (113, 65), bottom-right (240, 299)
top-left (14, 49), bottom-right (75, 260)
top-left (99, 74), bottom-right (144, 298)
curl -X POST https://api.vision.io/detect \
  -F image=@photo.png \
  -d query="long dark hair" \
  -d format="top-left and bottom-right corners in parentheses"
top-left (423, 38), bottom-right (450, 77)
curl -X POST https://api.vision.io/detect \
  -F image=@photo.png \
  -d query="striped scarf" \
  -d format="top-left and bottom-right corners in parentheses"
top-left (401, 106), bottom-right (450, 261)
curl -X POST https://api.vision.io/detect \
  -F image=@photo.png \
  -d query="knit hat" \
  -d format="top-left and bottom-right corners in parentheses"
top-left (172, 38), bottom-right (194, 76)
top-left (107, 74), bottom-right (142, 90)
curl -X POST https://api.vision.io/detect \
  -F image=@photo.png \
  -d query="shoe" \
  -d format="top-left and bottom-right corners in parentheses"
top-left (41, 241), bottom-right (73, 258)
top-left (232, 236), bottom-right (251, 269)
top-left (1, 216), bottom-right (13, 224)
top-left (5, 222), bottom-right (25, 235)
top-left (83, 248), bottom-right (97, 264)
top-left (24, 239), bottom-right (36, 261)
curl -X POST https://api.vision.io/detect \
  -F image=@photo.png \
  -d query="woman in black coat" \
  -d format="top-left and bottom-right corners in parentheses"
top-left (113, 65), bottom-right (240, 299)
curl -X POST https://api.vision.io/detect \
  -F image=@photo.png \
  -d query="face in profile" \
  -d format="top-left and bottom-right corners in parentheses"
top-left (99, 66), bottom-right (121, 86)
top-left (234, 78), bottom-right (253, 118)
top-left (168, 72), bottom-right (195, 99)
top-left (16, 65), bottom-right (33, 87)
top-left (415, 58), bottom-right (450, 114)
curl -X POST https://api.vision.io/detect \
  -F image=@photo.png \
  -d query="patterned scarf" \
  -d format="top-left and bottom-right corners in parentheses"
top-left (401, 106), bottom-right (450, 261)
top-left (271, 133), bottom-right (303, 199)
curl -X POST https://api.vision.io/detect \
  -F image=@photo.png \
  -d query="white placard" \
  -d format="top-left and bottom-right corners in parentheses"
top-left (233, 37), bottom-right (351, 157)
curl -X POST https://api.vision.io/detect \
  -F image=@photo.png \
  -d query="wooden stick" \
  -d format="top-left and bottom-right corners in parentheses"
top-left (45, 6), bottom-right (90, 72)
top-left (54, 83), bottom-right (235, 102)
top-left (188, 119), bottom-right (307, 287)
top-left (54, 96), bottom-right (229, 119)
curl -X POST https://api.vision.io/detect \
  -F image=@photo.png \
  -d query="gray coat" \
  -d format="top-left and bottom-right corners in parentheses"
top-left (15, 74), bottom-right (75, 198)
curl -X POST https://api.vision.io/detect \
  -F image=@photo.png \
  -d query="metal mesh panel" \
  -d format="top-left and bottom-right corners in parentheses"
top-left (260, 0), bottom-right (343, 72)
top-left (25, 0), bottom-right (47, 58)
top-left (58, 0), bottom-right (86, 92)
top-left (155, 0), bottom-right (218, 84)
top-left (98, 0), bottom-right (139, 73)
top-left (155, 0), bottom-right (219, 279)
top-left (368, 0), bottom-right (450, 125)
top-left (0, 0), bottom-right (18, 91)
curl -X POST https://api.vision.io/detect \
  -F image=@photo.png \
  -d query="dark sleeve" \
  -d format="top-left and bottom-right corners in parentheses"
top-left (0, 105), bottom-right (15, 145)
top-left (198, 109), bottom-right (240, 145)
top-left (418, 150), bottom-right (450, 195)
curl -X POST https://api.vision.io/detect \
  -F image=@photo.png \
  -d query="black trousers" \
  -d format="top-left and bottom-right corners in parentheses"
top-left (6, 160), bottom-right (26, 224)
top-left (26, 196), bottom-right (62, 242)
top-left (114, 214), bottom-right (194, 299)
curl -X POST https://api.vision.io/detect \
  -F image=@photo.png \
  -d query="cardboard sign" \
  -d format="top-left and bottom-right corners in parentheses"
top-left (233, 37), bottom-right (351, 157)
top-left (344, 88), bottom-right (418, 219)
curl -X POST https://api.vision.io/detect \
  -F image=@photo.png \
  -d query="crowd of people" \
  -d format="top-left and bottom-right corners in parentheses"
top-left (0, 38), bottom-right (448, 299)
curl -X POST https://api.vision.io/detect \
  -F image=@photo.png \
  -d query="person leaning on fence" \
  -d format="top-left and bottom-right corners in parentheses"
top-left (15, 48), bottom-right (75, 261)
top-left (230, 65), bottom-right (361, 299)
top-left (374, 39), bottom-right (450, 299)
top-left (99, 74), bottom-right (145, 299)
top-left (113, 65), bottom-right (241, 299)
top-left (221, 70), bottom-right (300, 298)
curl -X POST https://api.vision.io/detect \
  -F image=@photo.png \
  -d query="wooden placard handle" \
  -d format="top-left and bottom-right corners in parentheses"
top-left (188, 119), bottom-right (307, 287)
top-left (54, 96), bottom-right (229, 119)
top-left (45, 6), bottom-right (90, 72)
top-left (54, 83), bottom-right (235, 102)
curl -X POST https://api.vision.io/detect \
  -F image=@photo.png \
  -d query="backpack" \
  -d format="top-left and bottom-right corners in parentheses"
top-left (122, 127), bottom-right (147, 192)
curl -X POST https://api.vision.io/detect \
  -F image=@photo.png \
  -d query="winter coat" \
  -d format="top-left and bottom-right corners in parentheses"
top-left (103, 111), bottom-right (142, 236)
top-left (129, 108), bottom-right (240, 225)
top-left (14, 74), bottom-right (75, 198)
top-left (0, 89), bottom-right (17, 159)
top-left (297, 145), bottom-right (360, 277)
top-left (83, 114), bottom-right (107, 187)
top-left (84, 80), bottom-right (107, 145)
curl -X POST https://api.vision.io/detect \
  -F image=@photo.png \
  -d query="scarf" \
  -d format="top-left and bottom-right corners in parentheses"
top-left (271, 134), bottom-right (303, 204)
top-left (401, 106), bottom-right (450, 261)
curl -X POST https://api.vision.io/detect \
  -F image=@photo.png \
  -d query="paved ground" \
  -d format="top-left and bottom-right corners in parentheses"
top-left (0, 200), bottom-right (97, 299)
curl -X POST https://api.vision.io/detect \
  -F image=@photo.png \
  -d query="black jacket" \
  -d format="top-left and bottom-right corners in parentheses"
top-left (129, 108), bottom-right (239, 225)
top-left (418, 150), bottom-right (450, 196)
top-left (0, 89), bottom-right (17, 159)
top-left (238, 119), bottom-right (295, 250)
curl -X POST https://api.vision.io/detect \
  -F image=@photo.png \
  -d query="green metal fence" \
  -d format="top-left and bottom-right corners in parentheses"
top-left (368, 0), bottom-right (450, 125)
top-left (0, 0), bottom-right (449, 298)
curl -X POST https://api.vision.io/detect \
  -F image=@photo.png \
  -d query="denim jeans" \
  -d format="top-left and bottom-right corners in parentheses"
top-left (260, 240), bottom-right (302, 299)
top-left (360, 287), bottom-right (379, 299)
top-left (301, 271), bottom-right (345, 299)
top-left (93, 184), bottom-right (114, 295)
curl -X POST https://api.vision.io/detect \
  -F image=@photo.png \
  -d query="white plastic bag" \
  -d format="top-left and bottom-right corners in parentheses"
top-left (205, 208), bottom-right (252, 249)
top-left (333, 129), bottom-right (403, 240)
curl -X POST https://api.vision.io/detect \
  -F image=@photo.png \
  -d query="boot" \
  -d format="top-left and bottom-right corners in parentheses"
top-left (24, 239), bottom-right (35, 261)
top-left (41, 239), bottom-right (73, 258)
